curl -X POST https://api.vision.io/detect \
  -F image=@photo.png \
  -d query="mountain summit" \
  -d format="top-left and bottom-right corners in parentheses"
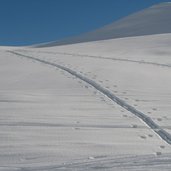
top-left (37, 2), bottom-right (171, 47)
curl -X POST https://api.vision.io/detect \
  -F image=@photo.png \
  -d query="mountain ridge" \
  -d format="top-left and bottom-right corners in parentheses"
top-left (36, 2), bottom-right (171, 47)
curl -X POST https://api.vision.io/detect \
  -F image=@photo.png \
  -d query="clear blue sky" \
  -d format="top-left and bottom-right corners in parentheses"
top-left (0, 0), bottom-right (170, 46)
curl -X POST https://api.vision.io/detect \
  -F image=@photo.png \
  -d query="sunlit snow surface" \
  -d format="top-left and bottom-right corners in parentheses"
top-left (0, 33), bottom-right (171, 170)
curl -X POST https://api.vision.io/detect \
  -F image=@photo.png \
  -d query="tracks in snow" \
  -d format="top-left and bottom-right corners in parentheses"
top-left (8, 154), bottom-right (171, 171)
top-left (8, 50), bottom-right (171, 145)
top-left (55, 52), bottom-right (171, 68)
top-left (22, 50), bottom-right (171, 68)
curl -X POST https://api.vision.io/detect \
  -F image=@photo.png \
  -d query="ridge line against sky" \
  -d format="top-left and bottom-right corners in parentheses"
top-left (0, 0), bottom-right (171, 46)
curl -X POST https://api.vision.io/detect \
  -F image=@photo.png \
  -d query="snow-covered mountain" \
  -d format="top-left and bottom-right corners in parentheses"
top-left (0, 2), bottom-right (171, 171)
top-left (38, 2), bottom-right (171, 47)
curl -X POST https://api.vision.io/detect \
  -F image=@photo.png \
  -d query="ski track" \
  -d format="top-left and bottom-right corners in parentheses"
top-left (22, 50), bottom-right (171, 68)
top-left (8, 50), bottom-right (171, 145)
top-left (52, 52), bottom-right (171, 68)
top-left (1, 154), bottom-right (171, 171)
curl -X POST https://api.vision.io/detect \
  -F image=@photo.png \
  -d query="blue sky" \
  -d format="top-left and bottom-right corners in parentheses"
top-left (0, 0), bottom-right (170, 46)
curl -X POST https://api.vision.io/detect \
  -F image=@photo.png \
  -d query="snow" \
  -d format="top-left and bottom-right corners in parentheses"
top-left (1, 32), bottom-right (171, 170)
top-left (1, 2), bottom-right (171, 171)
top-left (37, 3), bottom-right (171, 47)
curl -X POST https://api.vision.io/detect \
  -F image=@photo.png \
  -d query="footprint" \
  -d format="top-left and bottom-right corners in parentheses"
top-left (160, 145), bottom-right (165, 149)
top-left (132, 124), bottom-right (138, 128)
top-left (152, 108), bottom-right (157, 111)
top-left (85, 85), bottom-right (89, 89)
top-left (140, 135), bottom-right (146, 139)
top-left (94, 155), bottom-right (107, 159)
top-left (135, 99), bottom-right (140, 102)
top-left (122, 92), bottom-right (127, 94)
top-left (148, 134), bottom-right (153, 138)
top-left (74, 127), bottom-right (80, 130)
top-left (114, 91), bottom-right (118, 93)
top-left (148, 111), bottom-right (152, 114)
top-left (157, 118), bottom-right (162, 122)
top-left (123, 114), bottom-right (128, 117)
top-left (156, 152), bottom-right (162, 156)
top-left (106, 86), bottom-right (110, 89)
top-left (125, 97), bottom-right (129, 100)
top-left (99, 80), bottom-right (103, 83)
top-left (113, 85), bottom-right (117, 88)
top-left (134, 104), bottom-right (138, 106)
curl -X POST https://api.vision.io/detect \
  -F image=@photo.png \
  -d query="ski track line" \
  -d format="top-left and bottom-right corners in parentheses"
top-left (54, 52), bottom-right (171, 68)
top-left (8, 50), bottom-right (171, 145)
top-left (9, 154), bottom-right (171, 171)
top-left (21, 49), bottom-right (171, 68)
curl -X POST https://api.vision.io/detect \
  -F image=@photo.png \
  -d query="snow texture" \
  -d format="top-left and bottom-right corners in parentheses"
top-left (0, 2), bottom-right (171, 171)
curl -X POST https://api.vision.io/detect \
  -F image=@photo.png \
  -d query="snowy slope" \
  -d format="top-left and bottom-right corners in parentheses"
top-left (1, 32), bottom-right (171, 170)
top-left (37, 2), bottom-right (171, 47)
top-left (1, 2), bottom-right (171, 171)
